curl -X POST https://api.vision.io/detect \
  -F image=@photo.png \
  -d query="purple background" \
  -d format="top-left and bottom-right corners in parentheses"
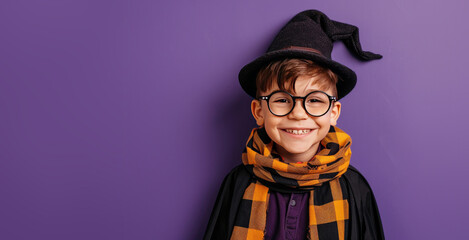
top-left (1, 0), bottom-right (468, 239)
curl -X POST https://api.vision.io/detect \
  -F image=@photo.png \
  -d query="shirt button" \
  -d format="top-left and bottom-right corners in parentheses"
top-left (290, 199), bottom-right (296, 206)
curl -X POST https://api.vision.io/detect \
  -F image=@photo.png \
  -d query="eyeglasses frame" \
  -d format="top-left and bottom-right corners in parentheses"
top-left (258, 90), bottom-right (337, 117)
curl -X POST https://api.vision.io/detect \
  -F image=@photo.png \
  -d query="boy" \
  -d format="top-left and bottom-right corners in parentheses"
top-left (204, 10), bottom-right (384, 240)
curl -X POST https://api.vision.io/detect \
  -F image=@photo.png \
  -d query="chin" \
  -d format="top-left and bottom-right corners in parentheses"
top-left (283, 144), bottom-right (315, 154)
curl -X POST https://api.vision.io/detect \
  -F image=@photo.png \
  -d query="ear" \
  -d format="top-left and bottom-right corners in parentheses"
top-left (329, 101), bottom-right (341, 126)
top-left (251, 99), bottom-right (265, 127)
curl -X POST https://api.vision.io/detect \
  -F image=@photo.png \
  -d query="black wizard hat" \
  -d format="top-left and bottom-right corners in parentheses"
top-left (238, 10), bottom-right (382, 100)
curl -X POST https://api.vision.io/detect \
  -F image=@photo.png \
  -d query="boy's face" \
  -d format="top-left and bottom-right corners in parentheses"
top-left (251, 75), bottom-right (341, 163)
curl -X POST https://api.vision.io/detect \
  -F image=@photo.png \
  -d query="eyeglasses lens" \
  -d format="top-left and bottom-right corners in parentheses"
top-left (305, 92), bottom-right (330, 116)
top-left (268, 92), bottom-right (293, 116)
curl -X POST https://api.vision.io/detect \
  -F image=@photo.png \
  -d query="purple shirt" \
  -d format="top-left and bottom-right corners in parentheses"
top-left (264, 191), bottom-right (309, 240)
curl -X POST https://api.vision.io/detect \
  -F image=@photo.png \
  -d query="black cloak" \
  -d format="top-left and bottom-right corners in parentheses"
top-left (203, 165), bottom-right (385, 240)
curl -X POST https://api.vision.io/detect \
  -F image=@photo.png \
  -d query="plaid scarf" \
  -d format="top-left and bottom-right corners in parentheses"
top-left (231, 126), bottom-right (352, 240)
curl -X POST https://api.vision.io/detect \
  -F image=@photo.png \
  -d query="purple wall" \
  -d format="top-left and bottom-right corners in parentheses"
top-left (1, 0), bottom-right (468, 239)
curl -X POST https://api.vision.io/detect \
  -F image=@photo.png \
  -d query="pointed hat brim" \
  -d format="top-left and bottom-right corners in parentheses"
top-left (238, 48), bottom-right (357, 100)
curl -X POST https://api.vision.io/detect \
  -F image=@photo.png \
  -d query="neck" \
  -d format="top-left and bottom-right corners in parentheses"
top-left (274, 143), bottom-right (320, 164)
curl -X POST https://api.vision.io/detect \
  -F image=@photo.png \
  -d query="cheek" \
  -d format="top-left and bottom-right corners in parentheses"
top-left (314, 116), bottom-right (333, 136)
top-left (315, 115), bottom-right (331, 126)
top-left (264, 118), bottom-right (278, 131)
top-left (263, 117), bottom-right (282, 137)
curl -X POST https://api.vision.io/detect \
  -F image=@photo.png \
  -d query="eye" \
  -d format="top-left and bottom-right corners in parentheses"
top-left (307, 98), bottom-right (324, 103)
top-left (273, 98), bottom-right (290, 103)
top-left (269, 92), bottom-right (292, 104)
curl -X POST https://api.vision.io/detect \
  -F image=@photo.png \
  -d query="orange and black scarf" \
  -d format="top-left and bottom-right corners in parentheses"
top-left (231, 126), bottom-right (352, 240)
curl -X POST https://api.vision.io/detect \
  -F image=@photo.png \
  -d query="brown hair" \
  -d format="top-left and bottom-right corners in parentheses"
top-left (255, 58), bottom-right (338, 97)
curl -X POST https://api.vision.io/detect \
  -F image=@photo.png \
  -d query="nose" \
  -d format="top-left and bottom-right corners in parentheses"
top-left (288, 99), bottom-right (308, 120)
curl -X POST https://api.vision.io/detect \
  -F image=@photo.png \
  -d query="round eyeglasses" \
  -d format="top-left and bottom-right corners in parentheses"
top-left (258, 90), bottom-right (336, 117)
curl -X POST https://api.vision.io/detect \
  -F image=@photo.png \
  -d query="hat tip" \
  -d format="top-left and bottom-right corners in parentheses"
top-left (359, 51), bottom-right (383, 61)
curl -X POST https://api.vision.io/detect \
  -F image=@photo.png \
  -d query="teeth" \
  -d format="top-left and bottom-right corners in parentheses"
top-left (285, 129), bottom-right (310, 135)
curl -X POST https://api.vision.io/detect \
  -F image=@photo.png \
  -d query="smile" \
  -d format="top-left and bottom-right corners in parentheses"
top-left (283, 129), bottom-right (311, 135)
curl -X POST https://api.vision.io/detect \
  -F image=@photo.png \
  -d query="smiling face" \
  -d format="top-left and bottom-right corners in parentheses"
top-left (251, 75), bottom-right (341, 163)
